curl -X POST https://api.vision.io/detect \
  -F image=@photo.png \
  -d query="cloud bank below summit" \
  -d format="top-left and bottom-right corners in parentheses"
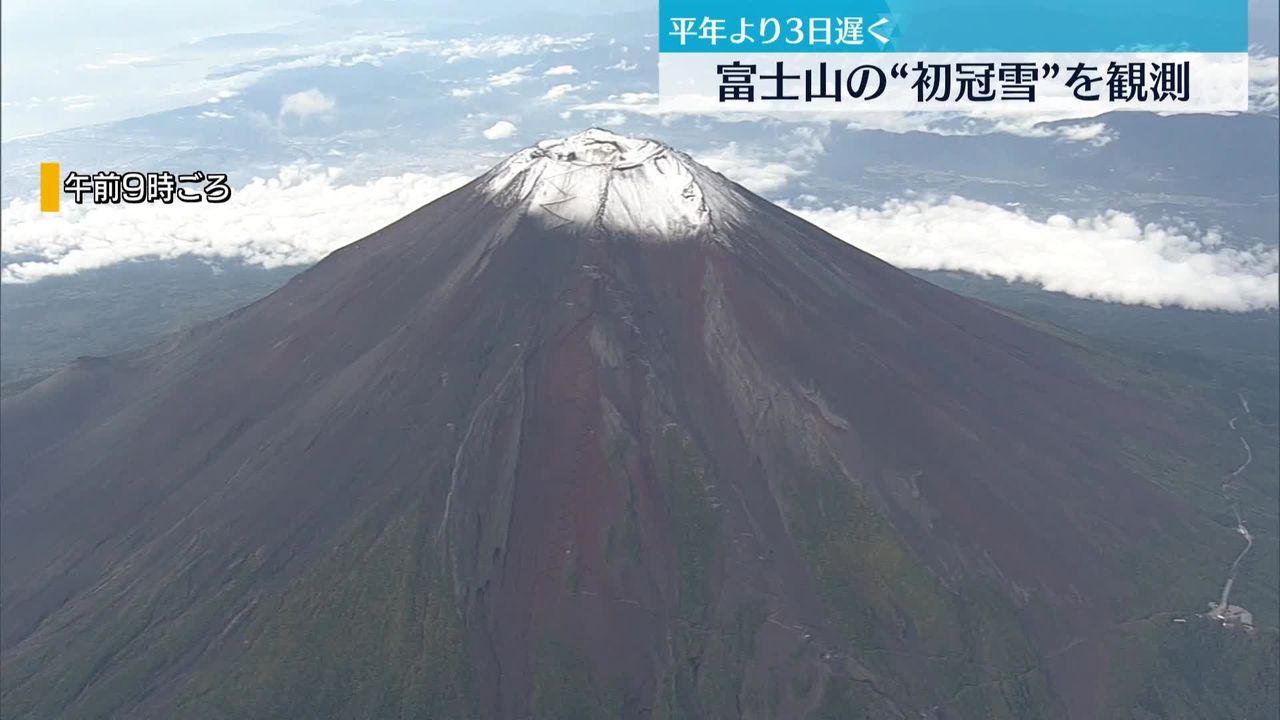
top-left (791, 198), bottom-right (1279, 312)
top-left (0, 165), bottom-right (471, 282)
top-left (2, 166), bottom-right (1276, 312)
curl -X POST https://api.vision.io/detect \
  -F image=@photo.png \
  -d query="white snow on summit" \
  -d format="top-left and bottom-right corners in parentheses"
top-left (481, 128), bottom-right (746, 241)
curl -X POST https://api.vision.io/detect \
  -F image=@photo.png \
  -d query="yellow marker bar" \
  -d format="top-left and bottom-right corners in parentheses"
top-left (40, 162), bottom-right (60, 212)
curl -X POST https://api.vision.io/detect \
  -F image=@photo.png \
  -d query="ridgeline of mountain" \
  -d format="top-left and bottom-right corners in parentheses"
top-left (1, 129), bottom-right (1275, 719)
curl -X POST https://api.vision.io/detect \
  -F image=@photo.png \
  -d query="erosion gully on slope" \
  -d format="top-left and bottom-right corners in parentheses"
top-left (1209, 392), bottom-right (1256, 625)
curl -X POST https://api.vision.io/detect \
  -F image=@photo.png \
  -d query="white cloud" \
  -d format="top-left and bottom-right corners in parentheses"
top-left (790, 196), bottom-right (1279, 311)
top-left (1249, 52), bottom-right (1279, 113)
top-left (606, 60), bottom-right (638, 71)
top-left (466, 60), bottom-right (587, 97)
top-left (1050, 122), bottom-right (1113, 145)
top-left (79, 54), bottom-right (154, 71)
top-left (487, 65), bottom-right (531, 88)
top-left (1, 165), bottom-right (472, 284)
top-left (694, 127), bottom-right (827, 193)
top-left (213, 33), bottom-right (588, 79)
top-left (482, 120), bottom-right (517, 140)
top-left (849, 113), bottom-right (1118, 145)
top-left (158, 33), bottom-right (591, 123)
top-left (4, 166), bottom-right (1272, 312)
top-left (199, 110), bottom-right (234, 119)
top-left (781, 125), bottom-right (828, 163)
top-left (206, 89), bottom-right (239, 104)
top-left (696, 130), bottom-right (824, 193)
top-left (697, 142), bottom-right (807, 193)
top-left (916, 114), bottom-right (1116, 146)
top-left (278, 89), bottom-right (335, 121)
top-left (573, 92), bottom-right (656, 113)
top-left (440, 34), bottom-right (591, 63)
top-left (541, 83), bottom-right (586, 101)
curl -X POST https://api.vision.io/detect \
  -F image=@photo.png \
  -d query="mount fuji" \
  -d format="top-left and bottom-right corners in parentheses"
top-left (0, 129), bottom-right (1267, 720)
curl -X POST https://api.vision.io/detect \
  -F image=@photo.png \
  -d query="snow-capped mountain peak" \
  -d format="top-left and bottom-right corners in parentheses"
top-left (481, 128), bottom-right (738, 240)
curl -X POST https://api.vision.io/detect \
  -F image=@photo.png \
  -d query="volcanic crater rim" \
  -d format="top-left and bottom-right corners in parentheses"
top-left (532, 128), bottom-right (668, 170)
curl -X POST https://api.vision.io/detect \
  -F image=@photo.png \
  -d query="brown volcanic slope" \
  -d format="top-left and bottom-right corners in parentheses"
top-left (0, 130), bottom-right (1252, 719)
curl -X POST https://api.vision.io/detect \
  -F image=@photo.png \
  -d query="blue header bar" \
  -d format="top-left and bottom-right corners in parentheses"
top-left (659, 0), bottom-right (1249, 53)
